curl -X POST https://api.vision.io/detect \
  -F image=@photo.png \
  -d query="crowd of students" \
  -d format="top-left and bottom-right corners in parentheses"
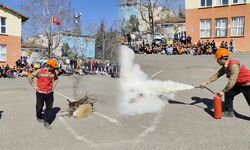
top-left (0, 57), bottom-right (30, 78)
top-left (0, 58), bottom-right (121, 79)
top-left (132, 39), bottom-right (234, 55)
top-left (126, 31), bottom-right (234, 55)
top-left (63, 59), bottom-right (120, 78)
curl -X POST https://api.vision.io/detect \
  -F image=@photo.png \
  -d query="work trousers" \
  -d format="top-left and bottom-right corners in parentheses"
top-left (224, 84), bottom-right (250, 112)
top-left (36, 92), bottom-right (54, 123)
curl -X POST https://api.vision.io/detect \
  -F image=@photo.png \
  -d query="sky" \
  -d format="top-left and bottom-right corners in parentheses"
top-left (0, 0), bottom-right (119, 23)
top-left (0, 0), bottom-right (184, 34)
top-left (0, 0), bottom-right (119, 33)
top-left (71, 0), bottom-right (119, 28)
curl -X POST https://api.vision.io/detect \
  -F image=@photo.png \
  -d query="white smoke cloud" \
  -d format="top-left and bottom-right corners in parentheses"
top-left (119, 46), bottom-right (194, 116)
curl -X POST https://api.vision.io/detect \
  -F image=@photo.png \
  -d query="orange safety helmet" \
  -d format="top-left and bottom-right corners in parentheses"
top-left (215, 48), bottom-right (229, 60)
top-left (46, 59), bottom-right (57, 68)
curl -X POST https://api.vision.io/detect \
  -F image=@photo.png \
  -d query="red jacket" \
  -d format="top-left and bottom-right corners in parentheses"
top-left (37, 68), bottom-right (55, 94)
top-left (227, 59), bottom-right (250, 85)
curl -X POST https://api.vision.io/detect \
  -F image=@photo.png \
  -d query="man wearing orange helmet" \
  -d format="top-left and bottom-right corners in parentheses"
top-left (199, 48), bottom-right (250, 117)
top-left (28, 59), bottom-right (58, 129)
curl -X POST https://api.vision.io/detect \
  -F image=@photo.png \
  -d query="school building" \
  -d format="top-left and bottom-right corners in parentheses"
top-left (185, 0), bottom-right (250, 51)
top-left (0, 2), bottom-right (28, 67)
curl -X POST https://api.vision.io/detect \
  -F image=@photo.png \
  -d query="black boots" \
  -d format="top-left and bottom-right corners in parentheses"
top-left (222, 111), bottom-right (234, 118)
top-left (36, 118), bottom-right (44, 123)
top-left (37, 118), bottom-right (52, 129)
top-left (44, 122), bottom-right (52, 129)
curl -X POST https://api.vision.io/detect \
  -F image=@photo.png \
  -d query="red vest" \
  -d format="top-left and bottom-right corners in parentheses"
top-left (226, 59), bottom-right (250, 85)
top-left (37, 68), bottom-right (54, 94)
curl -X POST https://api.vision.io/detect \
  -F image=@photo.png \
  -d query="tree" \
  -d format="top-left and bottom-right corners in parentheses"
top-left (138, 0), bottom-right (178, 37)
top-left (138, 0), bottom-right (159, 36)
top-left (123, 15), bottom-right (139, 33)
top-left (104, 25), bottom-right (120, 61)
top-left (95, 20), bottom-right (120, 61)
top-left (178, 5), bottom-right (185, 19)
top-left (21, 0), bottom-right (73, 58)
top-left (95, 21), bottom-right (105, 60)
top-left (61, 43), bottom-right (70, 57)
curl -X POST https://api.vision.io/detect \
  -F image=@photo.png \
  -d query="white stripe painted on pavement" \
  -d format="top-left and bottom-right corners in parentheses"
top-left (93, 112), bottom-right (121, 125)
top-left (150, 70), bottom-right (162, 78)
top-left (58, 117), bottom-right (95, 147)
top-left (54, 91), bottom-right (75, 102)
top-left (129, 70), bottom-right (163, 144)
top-left (138, 112), bottom-right (162, 138)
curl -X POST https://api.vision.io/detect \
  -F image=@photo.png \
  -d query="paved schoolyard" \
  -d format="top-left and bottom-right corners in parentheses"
top-left (0, 52), bottom-right (250, 150)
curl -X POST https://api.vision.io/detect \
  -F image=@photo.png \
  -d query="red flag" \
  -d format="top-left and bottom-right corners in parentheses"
top-left (52, 16), bottom-right (61, 25)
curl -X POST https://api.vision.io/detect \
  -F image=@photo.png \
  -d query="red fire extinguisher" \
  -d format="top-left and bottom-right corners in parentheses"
top-left (214, 95), bottom-right (222, 119)
top-left (196, 86), bottom-right (223, 119)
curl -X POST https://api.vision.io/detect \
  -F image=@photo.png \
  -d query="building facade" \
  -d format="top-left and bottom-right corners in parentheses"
top-left (25, 32), bottom-right (96, 60)
top-left (155, 17), bottom-right (186, 39)
top-left (185, 0), bottom-right (250, 51)
top-left (120, 0), bottom-right (176, 33)
top-left (57, 32), bottom-right (95, 59)
top-left (120, 0), bottom-right (139, 21)
top-left (0, 3), bottom-right (28, 67)
top-left (21, 42), bottom-right (47, 63)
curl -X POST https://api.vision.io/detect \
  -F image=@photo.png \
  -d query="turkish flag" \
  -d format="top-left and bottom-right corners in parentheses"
top-left (52, 16), bottom-right (61, 25)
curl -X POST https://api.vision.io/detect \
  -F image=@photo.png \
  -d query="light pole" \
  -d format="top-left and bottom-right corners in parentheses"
top-left (72, 12), bottom-right (82, 58)
top-left (73, 12), bottom-right (82, 34)
top-left (74, 12), bottom-right (82, 24)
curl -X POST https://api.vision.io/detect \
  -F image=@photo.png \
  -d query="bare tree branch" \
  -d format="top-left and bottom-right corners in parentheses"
top-left (21, 0), bottom-right (73, 58)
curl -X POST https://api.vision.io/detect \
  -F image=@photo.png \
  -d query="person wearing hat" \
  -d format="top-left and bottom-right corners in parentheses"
top-left (199, 48), bottom-right (250, 117)
top-left (28, 59), bottom-right (58, 129)
top-left (33, 62), bottom-right (41, 70)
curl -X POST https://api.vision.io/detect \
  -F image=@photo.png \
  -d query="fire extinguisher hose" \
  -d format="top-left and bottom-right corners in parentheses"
top-left (195, 86), bottom-right (216, 94)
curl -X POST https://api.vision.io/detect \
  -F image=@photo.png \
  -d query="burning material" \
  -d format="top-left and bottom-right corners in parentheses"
top-left (119, 46), bottom-right (194, 116)
top-left (61, 93), bottom-right (96, 119)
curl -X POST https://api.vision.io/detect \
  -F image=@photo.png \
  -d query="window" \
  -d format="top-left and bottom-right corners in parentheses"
top-left (200, 19), bottom-right (212, 38)
top-left (232, 0), bottom-right (246, 4)
top-left (0, 45), bottom-right (7, 61)
top-left (231, 16), bottom-right (244, 36)
top-left (201, 0), bottom-right (212, 7)
top-left (0, 17), bottom-right (6, 34)
top-left (215, 18), bottom-right (228, 37)
top-left (216, 0), bottom-right (228, 6)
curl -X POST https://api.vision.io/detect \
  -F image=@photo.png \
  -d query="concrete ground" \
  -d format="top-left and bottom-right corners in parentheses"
top-left (1, 52), bottom-right (250, 150)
